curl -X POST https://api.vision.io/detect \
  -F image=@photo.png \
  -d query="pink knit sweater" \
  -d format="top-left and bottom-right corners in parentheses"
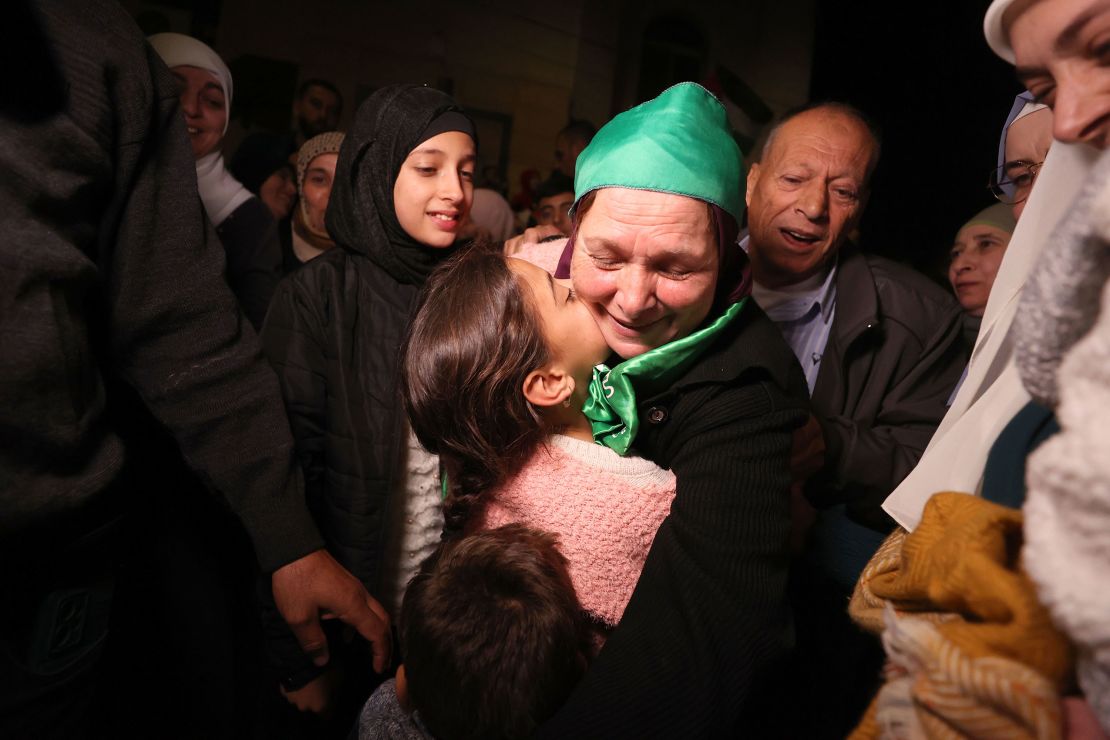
top-left (476, 434), bottom-right (676, 627)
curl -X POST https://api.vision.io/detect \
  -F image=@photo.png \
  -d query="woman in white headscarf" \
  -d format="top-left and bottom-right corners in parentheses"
top-left (149, 32), bottom-right (282, 330)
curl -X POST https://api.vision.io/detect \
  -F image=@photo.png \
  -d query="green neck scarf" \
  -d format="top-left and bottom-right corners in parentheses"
top-left (583, 299), bottom-right (747, 456)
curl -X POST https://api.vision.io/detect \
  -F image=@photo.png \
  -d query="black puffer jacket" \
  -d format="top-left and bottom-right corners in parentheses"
top-left (258, 85), bottom-right (472, 687)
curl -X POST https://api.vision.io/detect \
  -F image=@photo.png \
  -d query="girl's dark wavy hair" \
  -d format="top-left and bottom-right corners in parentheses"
top-left (402, 242), bottom-right (553, 535)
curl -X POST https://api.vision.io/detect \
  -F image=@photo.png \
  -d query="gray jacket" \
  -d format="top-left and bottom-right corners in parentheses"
top-left (807, 246), bottom-right (968, 531)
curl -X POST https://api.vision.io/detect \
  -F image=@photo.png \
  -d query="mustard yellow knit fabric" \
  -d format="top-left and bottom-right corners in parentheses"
top-left (848, 492), bottom-right (1073, 740)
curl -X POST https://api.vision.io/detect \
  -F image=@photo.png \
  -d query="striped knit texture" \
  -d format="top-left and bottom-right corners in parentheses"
top-left (848, 493), bottom-right (1073, 739)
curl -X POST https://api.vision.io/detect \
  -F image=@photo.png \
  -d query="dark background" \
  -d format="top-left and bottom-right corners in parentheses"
top-left (128, 0), bottom-right (1023, 281)
top-left (810, 0), bottom-right (1022, 279)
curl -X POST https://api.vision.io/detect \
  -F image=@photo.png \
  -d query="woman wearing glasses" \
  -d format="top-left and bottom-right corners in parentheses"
top-left (991, 92), bottom-right (1054, 221)
top-left (944, 97), bottom-right (1051, 350)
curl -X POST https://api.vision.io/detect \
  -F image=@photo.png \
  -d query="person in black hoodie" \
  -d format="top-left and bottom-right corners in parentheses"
top-left (258, 85), bottom-right (477, 735)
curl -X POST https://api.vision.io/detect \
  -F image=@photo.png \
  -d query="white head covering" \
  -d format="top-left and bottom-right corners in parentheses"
top-left (994, 92), bottom-right (1051, 201)
top-left (983, 0), bottom-right (1019, 63)
top-left (149, 32), bottom-right (250, 226)
top-left (882, 14), bottom-right (1106, 530)
top-left (148, 32), bottom-right (233, 134)
top-left (1014, 101), bottom-right (1048, 123)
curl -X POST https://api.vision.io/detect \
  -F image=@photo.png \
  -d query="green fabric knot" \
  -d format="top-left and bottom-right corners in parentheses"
top-left (582, 299), bottom-right (748, 455)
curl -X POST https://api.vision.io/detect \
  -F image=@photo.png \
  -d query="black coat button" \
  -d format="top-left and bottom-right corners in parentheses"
top-left (647, 406), bottom-right (668, 424)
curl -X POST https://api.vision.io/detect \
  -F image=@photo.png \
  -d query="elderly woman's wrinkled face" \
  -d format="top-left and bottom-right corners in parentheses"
top-left (172, 65), bottom-right (226, 160)
top-left (302, 153), bottom-right (339, 233)
top-left (570, 188), bottom-right (719, 359)
top-left (1010, 0), bottom-right (1110, 149)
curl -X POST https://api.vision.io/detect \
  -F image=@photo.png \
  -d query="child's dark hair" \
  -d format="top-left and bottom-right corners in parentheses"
top-left (401, 524), bottom-right (586, 740)
top-left (402, 243), bottom-right (552, 533)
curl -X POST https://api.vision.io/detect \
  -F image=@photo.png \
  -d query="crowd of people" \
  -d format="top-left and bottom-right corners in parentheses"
top-left (3, 0), bottom-right (1109, 738)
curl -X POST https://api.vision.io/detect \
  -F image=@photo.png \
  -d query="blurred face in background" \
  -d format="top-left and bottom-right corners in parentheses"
top-left (259, 165), bottom-right (296, 220)
top-left (554, 134), bottom-right (588, 178)
top-left (294, 84), bottom-right (341, 140)
top-left (302, 153), bottom-right (339, 233)
top-left (534, 191), bottom-right (575, 235)
top-left (173, 65), bottom-right (226, 160)
top-left (948, 224), bottom-right (1012, 316)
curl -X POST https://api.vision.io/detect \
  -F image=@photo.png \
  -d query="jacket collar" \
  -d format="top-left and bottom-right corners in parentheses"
top-left (644, 299), bottom-right (802, 398)
top-left (831, 243), bottom-right (879, 346)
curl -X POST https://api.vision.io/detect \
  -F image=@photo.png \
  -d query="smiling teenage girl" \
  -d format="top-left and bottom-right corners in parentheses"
top-left (258, 85), bottom-right (476, 730)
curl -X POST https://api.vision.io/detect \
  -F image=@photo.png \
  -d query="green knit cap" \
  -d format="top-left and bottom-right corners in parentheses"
top-left (573, 82), bottom-right (744, 221)
top-left (959, 202), bottom-right (1017, 236)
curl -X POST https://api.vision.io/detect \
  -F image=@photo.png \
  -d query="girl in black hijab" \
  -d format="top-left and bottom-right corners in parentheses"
top-left (258, 85), bottom-right (476, 734)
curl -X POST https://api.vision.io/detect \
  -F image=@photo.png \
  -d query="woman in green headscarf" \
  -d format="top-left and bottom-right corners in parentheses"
top-left (538, 83), bottom-right (811, 736)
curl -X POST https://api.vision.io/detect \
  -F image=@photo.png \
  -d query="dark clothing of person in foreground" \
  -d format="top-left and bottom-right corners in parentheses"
top-left (0, 2), bottom-right (323, 736)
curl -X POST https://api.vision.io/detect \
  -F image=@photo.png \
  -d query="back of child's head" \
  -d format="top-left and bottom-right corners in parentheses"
top-left (400, 524), bottom-right (585, 740)
top-left (403, 243), bottom-right (552, 532)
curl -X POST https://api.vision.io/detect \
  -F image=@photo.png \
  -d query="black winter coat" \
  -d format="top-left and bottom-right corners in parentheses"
top-left (540, 301), bottom-right (810, 737)
top-left (257, 84), bottom-right (471, 689)
top-left (262, 249), bottom-right (416, 594)
top-left (216, 195), bottom-right (283, 331)
top-left (258, 244), bottom-right (423, 690)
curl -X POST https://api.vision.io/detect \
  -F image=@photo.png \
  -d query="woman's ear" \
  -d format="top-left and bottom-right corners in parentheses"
top-left (522, 365), bottom-right (575, 409)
